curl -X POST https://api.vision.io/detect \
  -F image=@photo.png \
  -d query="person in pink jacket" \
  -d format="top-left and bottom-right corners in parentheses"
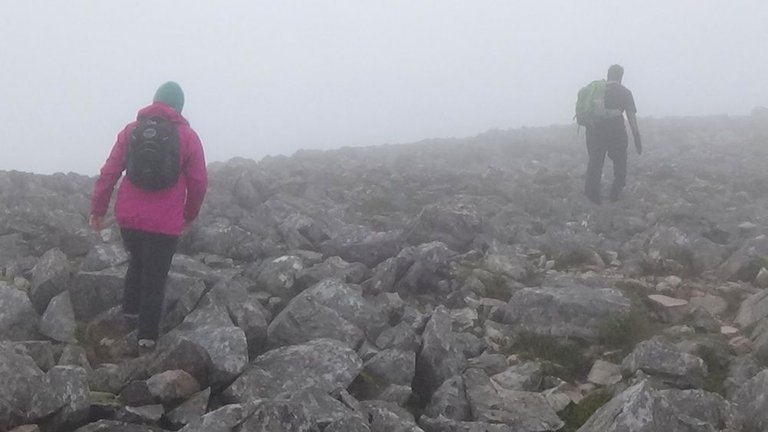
top-left (90, 81), bottom-right (208, 353)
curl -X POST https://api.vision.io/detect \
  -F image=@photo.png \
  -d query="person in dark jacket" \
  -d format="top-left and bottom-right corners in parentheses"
top-left (584, 64), bottom-right (642, 204)
top-left (90, 81), bottom-right (208, 353)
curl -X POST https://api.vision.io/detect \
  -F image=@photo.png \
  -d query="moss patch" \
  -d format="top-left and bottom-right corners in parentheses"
top-left (698, 345), bottom-right (728, 395)
top-left (511, 333), bottom-right (592, 382)
top-left (560, 389), bottom-right (613, 432)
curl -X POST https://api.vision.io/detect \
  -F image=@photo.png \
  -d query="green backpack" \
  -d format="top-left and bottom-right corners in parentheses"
top-left (575, 79), bottom-right (621, 127)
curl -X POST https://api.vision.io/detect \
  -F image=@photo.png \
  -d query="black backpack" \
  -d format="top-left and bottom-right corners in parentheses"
top-left (126, 116), bottom-right (181, 190)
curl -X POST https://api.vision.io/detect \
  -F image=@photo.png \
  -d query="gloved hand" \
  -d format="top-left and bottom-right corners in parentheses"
top-left (634, 134), bottom-right (642, 155)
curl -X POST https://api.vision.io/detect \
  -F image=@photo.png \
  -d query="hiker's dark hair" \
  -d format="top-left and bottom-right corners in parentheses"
top-left (607, 64), bottom-right (624, 82)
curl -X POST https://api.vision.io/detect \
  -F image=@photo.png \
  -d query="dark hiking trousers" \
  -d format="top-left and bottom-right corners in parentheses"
top-left (584, 126), bottom-right (628, 203)
top-left (121, 228), bottom-right (179, 341)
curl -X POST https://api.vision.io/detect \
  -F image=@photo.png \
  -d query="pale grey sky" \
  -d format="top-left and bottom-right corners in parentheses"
top-left (1, 1), bottom-right (766, 174)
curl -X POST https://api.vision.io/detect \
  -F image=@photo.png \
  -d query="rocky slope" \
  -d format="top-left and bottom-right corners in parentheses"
top-left (1, 113), bottom-right (768, 432)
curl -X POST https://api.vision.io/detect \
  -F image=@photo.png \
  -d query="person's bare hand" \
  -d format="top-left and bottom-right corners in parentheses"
top-left (634, 134), bottom-right (643, 155)
top-left (89, 215), bottom-right (103, 231)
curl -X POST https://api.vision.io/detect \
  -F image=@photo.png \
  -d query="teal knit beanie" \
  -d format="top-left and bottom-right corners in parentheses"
top-left (153, 81), bottom-right (184, 113)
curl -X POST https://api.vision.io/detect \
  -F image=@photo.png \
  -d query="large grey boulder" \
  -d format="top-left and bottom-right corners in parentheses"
top-left (224, 338), bottom-right (362, 403)
top-left (502, 285), bottom-right (631, 340)
top-left (29, 365), bottom-right (90, 431)
top-left (164, 301), bottom-right (248, 385)
top-left (396, 242), bottom-right (457, 295)
top-left (419, 416), bottom-right (515, 432)
top-left (735, 289), bottom-right (768, 329)
top-left (178, 403), bottom-right (246, 432)
top-left (731, 369), bottom-right (768, 432)
top-left (68, 267), bottom-right (125, 321)
top-left (38, 290), bottom-right (77, 343)
top-left (248, 255), bottom-right (304, 297)
top-left (165, 387), bottom-right (210, 429)
top-left (301, 279), bottom-right (388, 337)
top-left (490, 362), bottom-right (543, 392)
top-left (74, 420), bottom-right (167, 432)
top-left (463, 368), bottom-right (563, 432)
top-left (159, 274), bottom-right (208, 334)
top-left (415, 306), bottom-right (466, 400)
top-left (204, 277), bottom-right (270, 355)
top-left (267, 294), bottom-right (365, 349)
top-left (29, 248), bottom-right (70, 313)
top-left (0, 282), bottom-right (40, 341)
top-left (236, 400), bottom-right (320, 432)
top-left (0, 345), bottom-right (45, 429)
top-left (621, 339), bottom-right (707, 389)
top-left (360, 400), bottom-right (424, 432)
top-left (288, 388), bottom-right (367, 427)
top-left (319, 226), bottom-right (401, 268)
top-left (717, 235), bottom-right (768, 281)
top-left (353, 349), bottom-right (415, 402)
top-left (407, 202), bottom-right (483, 252)
top-left (295, 256), bottom-right (368, 291)
top-left (577, 380), bottom-right (739, 432)
top-left (483, 240), bottom-right (530, 282)
top-left (424, 376), bottom-right (471, 421)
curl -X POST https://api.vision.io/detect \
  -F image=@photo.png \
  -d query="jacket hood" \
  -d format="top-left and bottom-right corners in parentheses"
top-left (136, 102), bottom-right (189, 126)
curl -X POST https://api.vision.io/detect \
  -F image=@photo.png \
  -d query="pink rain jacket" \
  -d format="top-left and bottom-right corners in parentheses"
top-left (91, 102), bottom-right (208, 236)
